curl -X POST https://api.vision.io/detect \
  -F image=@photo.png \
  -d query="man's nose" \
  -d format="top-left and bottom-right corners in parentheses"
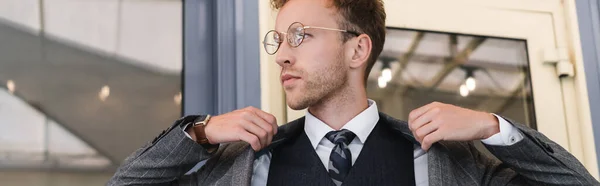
top-left (275, 39), bottom-right (295, 67)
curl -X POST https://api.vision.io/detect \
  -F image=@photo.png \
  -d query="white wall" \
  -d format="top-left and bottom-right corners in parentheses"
top-left (0, 0), bottom-right (182, 74)
top-left (118, 1), bottom-right (182, 73)
top-left (0, 0), bottom-right (41, 32)
top-left (0, 90), bottom-right (46, 154)
top-left (44, 0), bottom-right (120, 54)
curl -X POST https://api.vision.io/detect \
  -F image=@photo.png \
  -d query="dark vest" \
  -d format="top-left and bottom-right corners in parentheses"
top-left (266, 117), bottom-right (416, 186)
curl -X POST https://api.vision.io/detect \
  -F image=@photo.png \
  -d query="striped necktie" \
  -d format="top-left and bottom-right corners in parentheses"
top-left (325, 129), bottom-right (357, 186)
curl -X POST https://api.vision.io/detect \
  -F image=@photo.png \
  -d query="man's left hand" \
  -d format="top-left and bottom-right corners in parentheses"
top-left (408, 102), bottom-right (500, 151)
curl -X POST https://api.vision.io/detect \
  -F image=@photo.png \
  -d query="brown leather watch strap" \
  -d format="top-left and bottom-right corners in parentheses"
top-left (192, 115), bottom-right (219, 153)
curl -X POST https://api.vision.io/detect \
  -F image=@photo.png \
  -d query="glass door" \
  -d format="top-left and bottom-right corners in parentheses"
top-left (377, 0), bottom-right (596, 173)
top-left (369, 29), bottom-right (536, 129)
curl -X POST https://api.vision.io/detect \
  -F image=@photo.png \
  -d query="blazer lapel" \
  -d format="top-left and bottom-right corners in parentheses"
top-left (244, 113), bottom-right (460, 186)
top-left (209, 142), bottom-right (255, 186)
top-left (233, 144), bottom-right (255, 185)
top-left (426, 143), bottom-right (458, 186)
top-left (382, 112), bottom-right (420, 145)
top-left (381, 112), bottom-right (457, 186)
top-left (256, 117), bottom-right (306, 156)
top-left (219, 117), bottom-right (306, 185)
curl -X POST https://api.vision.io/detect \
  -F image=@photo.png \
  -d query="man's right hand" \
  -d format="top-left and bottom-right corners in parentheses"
top-left (191, 107), bottom-right (278, 151)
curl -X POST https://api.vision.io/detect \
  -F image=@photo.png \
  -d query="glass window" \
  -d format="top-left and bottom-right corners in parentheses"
top-left (0, 5), bottom-right (181, 171)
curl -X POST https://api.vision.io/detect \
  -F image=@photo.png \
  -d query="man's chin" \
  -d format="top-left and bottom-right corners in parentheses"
top-left (286, 97), bottom-right (309, 110)
top-left (287, 104), bottom-right (308, 110)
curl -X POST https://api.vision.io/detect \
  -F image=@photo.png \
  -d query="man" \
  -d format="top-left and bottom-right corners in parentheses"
top-left (108, 0), bottom-right (598, 185)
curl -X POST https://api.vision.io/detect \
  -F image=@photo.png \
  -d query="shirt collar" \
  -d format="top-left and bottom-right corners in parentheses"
top-left (304, 99), bottom-right (380, 149)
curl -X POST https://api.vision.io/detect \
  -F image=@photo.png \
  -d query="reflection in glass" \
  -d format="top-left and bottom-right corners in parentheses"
top-left (0, 21), bottom-right (181, 170)
top-left (367, 28), bottom-right (536, 129)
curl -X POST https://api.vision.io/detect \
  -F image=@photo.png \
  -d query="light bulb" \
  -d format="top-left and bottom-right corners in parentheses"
top-left (465, 76), bottom-right (476, 91)
top-left (459, 84), bottom-right (469, 97)
top-left (382, 68), bottom-right (392, 82)
top-left (378, 76), bottom-right (387, 88)
top-left (6, 80), bottom-right (15, 94)
top-left (99, 85), bottom-right (110, 101)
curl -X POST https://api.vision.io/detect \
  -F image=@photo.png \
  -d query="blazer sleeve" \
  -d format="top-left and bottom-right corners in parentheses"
top-left (480, 117), bottom-right (599, 185)
top-left (107, 115), bottom-right (213, 186)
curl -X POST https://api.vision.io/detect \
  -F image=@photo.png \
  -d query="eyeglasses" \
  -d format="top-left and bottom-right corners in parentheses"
top-left (262, 22), bottom-right (360, 55)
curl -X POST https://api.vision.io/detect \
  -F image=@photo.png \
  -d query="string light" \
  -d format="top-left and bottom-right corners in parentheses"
top-left (465, 76), bottom-right (476, 91)
top-left (381, 68), bottom-right (392, 82)
top-left (458, 66), bottom-right (477, 96)
top-left (459, 85), bottom-right (469, 97)
top-left (377, 58), bottom-right (395, 89)
top-left (378, 76), bottom-right (387, 88)
top-left (459, 84), bottom-right (469, 97)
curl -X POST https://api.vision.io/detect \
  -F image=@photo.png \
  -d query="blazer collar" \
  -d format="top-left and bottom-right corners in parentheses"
top-left (257, 112), bottom-right (421, 155)
top-left (251, 112), bottom-right (453, 185)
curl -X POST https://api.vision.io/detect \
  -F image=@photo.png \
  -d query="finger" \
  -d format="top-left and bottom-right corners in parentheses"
top-left (240, 121), bottom-right (269, 148)
top-left (239, 130), bottom-right (262, 151)
top-left (242, 111), bottom-right (274, 145)
top-left (247, 107), bottom-right (278, 134)
top-left (255, 118), bottom-right (274, 146)
top-left (408, 102), bottom-right (440, 124)
top-left (414, 120), bottom-right (440, 143)
top-left (421, 130), bottom-right (444, 151)
top-left (409, 107), bottom-right (440, 132)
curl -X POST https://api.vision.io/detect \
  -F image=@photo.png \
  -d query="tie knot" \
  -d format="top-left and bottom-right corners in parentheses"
top-left (325, 129), bottom-right (356, 145)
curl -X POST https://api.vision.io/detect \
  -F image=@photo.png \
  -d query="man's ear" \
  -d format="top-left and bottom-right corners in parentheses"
top-left (348, 34), bottom-right (373, 69)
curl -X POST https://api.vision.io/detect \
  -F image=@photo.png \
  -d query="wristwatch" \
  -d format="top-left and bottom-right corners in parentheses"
top-left (192, 115), bottom-right (219, 153)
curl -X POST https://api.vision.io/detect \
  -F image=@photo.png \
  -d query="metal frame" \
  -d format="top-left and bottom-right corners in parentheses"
top-left (576, 0), bottom-right (600, 169)
top-left (183, 0), bottom-right (261, 116)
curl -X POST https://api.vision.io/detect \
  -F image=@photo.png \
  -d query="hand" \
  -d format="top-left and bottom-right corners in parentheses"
top-left (408, 102), bottom-right (500, 151)
top-left (203, 107), bottom-right (278, 151)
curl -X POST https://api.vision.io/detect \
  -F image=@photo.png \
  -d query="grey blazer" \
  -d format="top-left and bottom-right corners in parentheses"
top-left (108, 113), bottom-right (599, 186)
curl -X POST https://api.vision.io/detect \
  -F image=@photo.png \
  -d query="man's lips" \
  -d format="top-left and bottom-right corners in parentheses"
top-left (281, 74), bottom-right (300, 86)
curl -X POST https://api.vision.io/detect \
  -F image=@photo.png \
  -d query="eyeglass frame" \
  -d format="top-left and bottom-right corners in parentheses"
top-left (262, 22), bottom-right (361, 55)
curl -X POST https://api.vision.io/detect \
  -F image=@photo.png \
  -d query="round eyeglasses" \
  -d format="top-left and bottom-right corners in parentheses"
top-left (262, 22), bottom-right (360, 55)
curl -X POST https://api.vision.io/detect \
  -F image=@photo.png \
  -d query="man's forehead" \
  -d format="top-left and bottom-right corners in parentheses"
top-left (274, 0), bottom-right (339, 31)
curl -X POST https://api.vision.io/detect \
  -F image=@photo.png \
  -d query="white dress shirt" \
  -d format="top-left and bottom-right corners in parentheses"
top-left (184, 100), bottom-right (524, 186)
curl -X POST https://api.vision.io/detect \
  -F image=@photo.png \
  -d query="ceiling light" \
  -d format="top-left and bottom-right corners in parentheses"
top-left (381, 68), bottom-right (392, 82)
top-left (6, 80), bottom-right (15, 94)
top-left (459, 84), bottom-right (469, 97)
top-left (465, 76), bottom-right (476, 91)
top-left (99, 85), bottom-right (110, 101)
top-left (378, 76), bottom-right (387, 88)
